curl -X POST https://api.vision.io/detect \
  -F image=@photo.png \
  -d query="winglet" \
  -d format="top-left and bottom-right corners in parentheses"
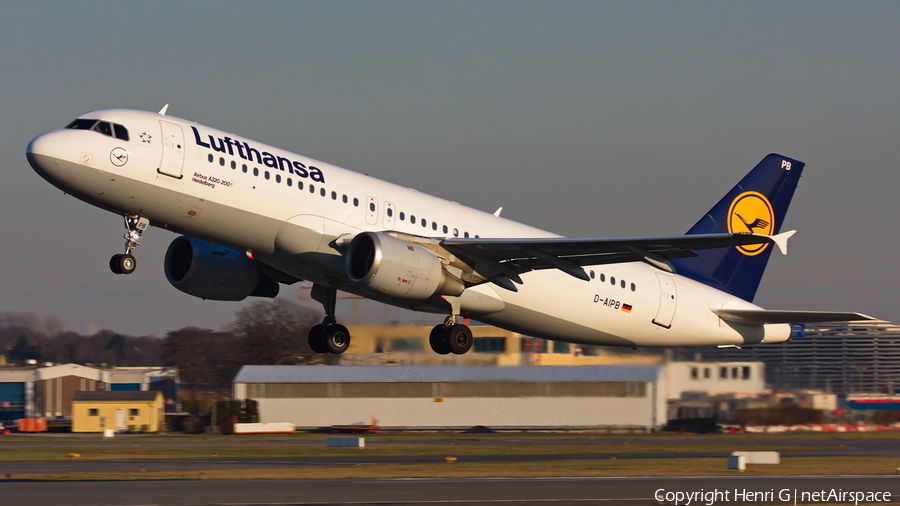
top-left (158, 104), bottom-right (169, 115)
top-left (770, 230), bottom-right (796, 255)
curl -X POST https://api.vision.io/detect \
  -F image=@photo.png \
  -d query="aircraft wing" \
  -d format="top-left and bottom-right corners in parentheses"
top-left (712, 309), bottom-right (876, 325)
top-left (441, 231), bottom-right (793, 291)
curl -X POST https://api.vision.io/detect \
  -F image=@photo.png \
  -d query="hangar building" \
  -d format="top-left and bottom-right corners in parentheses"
top-left (233, 365), bottom-right (666, 430)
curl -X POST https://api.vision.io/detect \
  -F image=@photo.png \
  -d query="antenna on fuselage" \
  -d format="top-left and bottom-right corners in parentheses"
top-left (158, 104), bottom-right (169, 115)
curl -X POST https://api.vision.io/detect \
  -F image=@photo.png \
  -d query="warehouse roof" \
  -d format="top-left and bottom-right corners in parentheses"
top-left (72, 391), bottom-right (160, 402)
top-left (234, 365), bottom-right (660, 383)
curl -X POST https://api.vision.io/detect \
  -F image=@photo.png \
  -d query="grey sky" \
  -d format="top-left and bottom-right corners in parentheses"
top-left (1, 1), bottom-right (897, 336)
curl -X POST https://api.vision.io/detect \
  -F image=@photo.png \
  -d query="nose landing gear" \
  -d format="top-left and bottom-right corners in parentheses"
top-left (110, 215), bottom-right (149, 275)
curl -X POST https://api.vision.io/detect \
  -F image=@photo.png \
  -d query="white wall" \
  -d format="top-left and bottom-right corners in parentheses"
top-left (253, 395), bottom-right (657, 430)
top-left (665, 362), bottom-right (765, 400)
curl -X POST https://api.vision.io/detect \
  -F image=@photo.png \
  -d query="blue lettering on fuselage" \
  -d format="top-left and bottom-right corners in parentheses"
top-left (191, 126), bottom-right (325, 183)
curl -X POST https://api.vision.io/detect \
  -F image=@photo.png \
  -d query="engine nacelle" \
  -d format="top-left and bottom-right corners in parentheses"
top-left (346, 232), bottom-right (463, 299)
top-left (164, 236), bottom-right (279, 301)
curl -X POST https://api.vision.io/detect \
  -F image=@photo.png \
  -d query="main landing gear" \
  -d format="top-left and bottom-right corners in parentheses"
top-left (110, 215), bottom-right (149, 275)
top-left (308, 284), bottom-right (351, 354)
top-left (429, 297), bottom-right (473, 355)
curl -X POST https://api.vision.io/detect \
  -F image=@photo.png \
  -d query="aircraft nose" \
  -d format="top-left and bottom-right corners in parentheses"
top-left (27, 130), bottom-right (70, 183)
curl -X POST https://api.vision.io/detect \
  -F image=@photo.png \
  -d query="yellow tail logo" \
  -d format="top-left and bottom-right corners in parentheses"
top-left (727, 191), bottom-right (775, 256)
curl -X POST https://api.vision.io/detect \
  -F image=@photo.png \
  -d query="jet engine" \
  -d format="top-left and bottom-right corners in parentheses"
top-left (346, 232), bottom-right (463, 299)
top-left (164, 236), bottom-right (279, 301)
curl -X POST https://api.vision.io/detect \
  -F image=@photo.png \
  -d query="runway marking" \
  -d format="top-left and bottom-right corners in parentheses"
top-left (362, 474), bottom-right (899, 482)
top-left (120, 501), bottom-right (647, 506)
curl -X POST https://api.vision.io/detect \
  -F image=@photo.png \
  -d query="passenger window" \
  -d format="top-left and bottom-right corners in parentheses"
top-left (287, 178), bottom-right (292, 187)
top-left (453, 228), bottom-right (459, 237)
top-left (421, 218), bottom-right (426, 227)
top-left (631, 283), bottom-right (636, 291)
top-left (320, 188), bottom-right (326, 196)
top-left (264, 171), bottom-right (270, 180)
top-left (253, 168), bottom-right (259, 176)
top-left (309, 184), bottom-right (315, 193)
top-left (230, 160), bottom-right (236, 169)
top-left (207, 154), bottom-right (213, 163)
top-left (276, 174), bottom-right (281, 183)
top-left (298, 181), bottom-right (303, 190)
top-left (219, 158), bottom-right (225, 166)
top-left (442, 225), bottom-right (448, 234)
top-left (242, 164), bottom-right (248, 173)
top-left (353, 197), bottom-right (359, 207)
top-left (399, 212), bottom-right (405, 221)
top-left (332, 191), bottom-right (337, 200)
top-left (464, 232), bottom-right (469, 238)
top-left (370, 203), bottom-right (376, 212)
top-left (410, 215), bottom-right (416, 223)
top-left (113, 124), bottom-right (129, 141)
top-left (432, 222), bottom-right (437, 230)
top-left (387, 208), bottom-right (394, 217)
top-left (600, 274), bottom-right (606, 282)
top-left (611, 277), bottom-right (616, 285)
top-left (342, 195), bottom-right (348, 203)
top-left (621, 280), bottom-right (625, 288)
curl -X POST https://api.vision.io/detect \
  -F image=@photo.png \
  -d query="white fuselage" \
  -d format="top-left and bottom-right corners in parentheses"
top-left (27, 109), bottom-right (790, 347)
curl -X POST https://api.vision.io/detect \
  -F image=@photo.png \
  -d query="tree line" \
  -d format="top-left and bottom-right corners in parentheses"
top-left (0, 301), bottom-right (329, 385)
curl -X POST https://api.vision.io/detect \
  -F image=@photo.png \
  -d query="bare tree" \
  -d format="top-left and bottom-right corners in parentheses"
top-left (228, 300), bottom-right (321, 365)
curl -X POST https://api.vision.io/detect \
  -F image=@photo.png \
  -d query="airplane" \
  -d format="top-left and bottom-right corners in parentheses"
top-left (26, 106), bottom-right (873, 355)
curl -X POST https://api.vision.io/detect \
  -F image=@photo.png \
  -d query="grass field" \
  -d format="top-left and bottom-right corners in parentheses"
top-left (1, 431), bottom-right (898, 481)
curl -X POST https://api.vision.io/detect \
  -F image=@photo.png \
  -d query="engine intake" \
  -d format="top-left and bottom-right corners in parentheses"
top-left (164, 236), bottom-right (278, 301)
top-left (346, 232), bottom-right (463, 299)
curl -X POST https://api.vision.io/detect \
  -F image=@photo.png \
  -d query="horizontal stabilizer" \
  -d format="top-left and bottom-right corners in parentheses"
top-left (712, 308), bottom-right (876, 325)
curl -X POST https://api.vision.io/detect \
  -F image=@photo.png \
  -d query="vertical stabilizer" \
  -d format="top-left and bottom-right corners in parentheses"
top-left (671, 154), bottom-right (804, 302)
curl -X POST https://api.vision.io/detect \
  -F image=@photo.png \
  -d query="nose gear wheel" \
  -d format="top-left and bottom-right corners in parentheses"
top-left (109, 215), bottom-right (149, 275)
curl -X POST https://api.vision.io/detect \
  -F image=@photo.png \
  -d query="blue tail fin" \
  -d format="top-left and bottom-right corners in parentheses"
top-left (670, 154), bottom-right (804, 302)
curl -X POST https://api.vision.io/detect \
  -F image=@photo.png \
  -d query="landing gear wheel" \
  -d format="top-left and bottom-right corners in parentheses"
top-left (118, 254), bottom-right (136, 275)
top-left (109, 254), bottom-right (124, 275)
top-left (446, 324), bottom-right (473, 355)
top-left (429, 325), bottom-right (452, 355)
top-left (322, 324), bottom-right (350, 354)
top-left (110, 215), bottom-right (149, 275)
top-left (308, 324), bottom-right (330, 354)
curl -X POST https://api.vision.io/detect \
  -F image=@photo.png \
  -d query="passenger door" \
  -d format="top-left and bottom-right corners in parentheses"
top-left (158, 121), bottom-right (185, 179)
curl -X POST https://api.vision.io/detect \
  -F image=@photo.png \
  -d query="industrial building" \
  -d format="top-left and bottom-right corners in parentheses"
top-left (664, 361), bottom-right (766, 400)
top-left (0, 363), bottom-right (178, 423)
top-left (696, 321), bottom-right (900, 394)
top-left (337, 323), bottom-right (662, 366)
top-left (233, 365), bottom-right (667, 430)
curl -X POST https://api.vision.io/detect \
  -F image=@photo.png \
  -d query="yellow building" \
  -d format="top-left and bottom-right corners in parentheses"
top-left (340, 324), bottom-right (662, 366)
top-left (71, 391), bottom-right (163, 433)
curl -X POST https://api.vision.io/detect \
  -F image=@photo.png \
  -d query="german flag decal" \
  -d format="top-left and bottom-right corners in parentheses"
top-left (621, 304), bottom-right (632, 313)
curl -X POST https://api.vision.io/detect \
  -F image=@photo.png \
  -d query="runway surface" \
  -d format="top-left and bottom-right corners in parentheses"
top-left (2, 436), bottom-right (897, 475)
top-left (2, 435), bottom-right (899, 505)
top-left (3, 475), bottom-right (899, 506)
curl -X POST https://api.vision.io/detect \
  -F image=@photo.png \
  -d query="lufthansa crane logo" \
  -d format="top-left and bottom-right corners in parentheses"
top-left (727, 191), bottom-right (774, 256)
top-left (109, 147), bottom-right (128, 167)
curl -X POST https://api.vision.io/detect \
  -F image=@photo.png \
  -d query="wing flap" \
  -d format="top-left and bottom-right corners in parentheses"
top-left (712, 309), bottom-right (876, 325)
top-left (441, 232), bottom-right (792, 287)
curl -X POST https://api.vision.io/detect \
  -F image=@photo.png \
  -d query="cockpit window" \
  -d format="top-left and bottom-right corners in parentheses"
top-left (113, 124), bottom-right (129, 141)
top-left (93, 121), bottom-right (112, 136)
top-left (65, 118), bottom-right (129, 141)
top-left (66, 118), bottom-right (97, 130)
